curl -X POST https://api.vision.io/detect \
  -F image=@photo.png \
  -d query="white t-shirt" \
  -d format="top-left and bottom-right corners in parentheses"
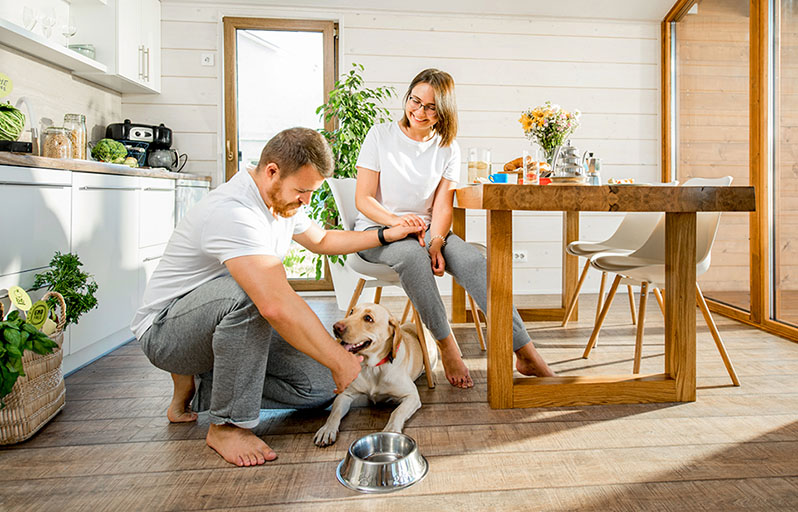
top-left (130, 169), bottom-right (313, 340)
top-left (354, 122), bottom-right (460, 231)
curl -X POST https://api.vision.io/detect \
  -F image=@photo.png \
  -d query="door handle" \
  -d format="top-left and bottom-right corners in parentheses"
top-left (226, 140), bottom-right (235, 161)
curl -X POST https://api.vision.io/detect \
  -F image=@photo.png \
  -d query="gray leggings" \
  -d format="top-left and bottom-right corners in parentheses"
top-left (359, 229), bottom-right (532, 351)
top-left (139, 275), bottom-right (336, 427)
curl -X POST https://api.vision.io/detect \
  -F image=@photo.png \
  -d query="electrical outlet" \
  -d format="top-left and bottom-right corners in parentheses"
top-left (200, 53), bottom-right (215, 66)
top-left (512, 249), bottom-right (528, 263)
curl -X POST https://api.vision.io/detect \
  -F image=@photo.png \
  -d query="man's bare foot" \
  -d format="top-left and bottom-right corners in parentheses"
top-left (206, 423), bottom-right (277, 467)
top-left (167, 373), bottom-right (198, 423)
top-left (437, 334), bottom-right (473, 388)
top-left (515, 341), bottom-right (556, 377)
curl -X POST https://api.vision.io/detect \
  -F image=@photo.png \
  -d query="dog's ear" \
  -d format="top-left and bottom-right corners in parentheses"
top-left (389, 316), bottom-right (401, 361)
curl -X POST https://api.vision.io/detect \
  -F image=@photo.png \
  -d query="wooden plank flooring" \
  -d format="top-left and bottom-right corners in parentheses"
top-left (2, 294), bottom-right (798, 511)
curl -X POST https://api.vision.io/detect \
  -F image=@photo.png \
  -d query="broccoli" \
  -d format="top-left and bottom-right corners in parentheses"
top-left (91, 138), bottom-right (128, 163)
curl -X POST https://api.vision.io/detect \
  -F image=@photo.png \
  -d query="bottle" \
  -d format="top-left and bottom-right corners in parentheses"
top-left (42, 126), bottom-right (73, 159)
top-left (63, 113), bottom-right (87, 159)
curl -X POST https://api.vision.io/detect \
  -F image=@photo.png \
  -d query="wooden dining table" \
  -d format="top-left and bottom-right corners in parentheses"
top-left (452, 183), bottom-right (756, 409)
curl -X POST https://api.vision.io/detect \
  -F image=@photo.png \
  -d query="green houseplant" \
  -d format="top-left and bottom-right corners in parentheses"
top-left (33, 251), bottom-right (98, 327)
top-left (307, 63), bottom-right (395, 279)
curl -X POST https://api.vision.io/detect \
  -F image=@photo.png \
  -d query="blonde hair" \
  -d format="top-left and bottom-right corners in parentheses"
top-left (400, 69), bottom-right (458, 147)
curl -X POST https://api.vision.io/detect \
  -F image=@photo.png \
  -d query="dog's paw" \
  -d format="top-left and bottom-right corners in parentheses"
top-left (382, 422), bottom-right (404, 434)
top-left (314, 424), bottom-right (339, 447)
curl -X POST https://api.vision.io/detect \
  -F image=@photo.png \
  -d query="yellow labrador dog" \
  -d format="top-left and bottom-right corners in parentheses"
top-left (314, 303), bottom-right (439, 447)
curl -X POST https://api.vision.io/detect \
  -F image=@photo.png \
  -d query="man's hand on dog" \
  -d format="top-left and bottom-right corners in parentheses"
top-left (332, 350), bottom-right (363, 394)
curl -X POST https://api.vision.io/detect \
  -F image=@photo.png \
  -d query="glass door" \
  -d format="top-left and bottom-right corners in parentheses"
top-left (674, 0), bottom-right (751, 312)
top-left (773, 0), bottom-right (798, 326)
top-left (223, 18), bottom-right (336, 289)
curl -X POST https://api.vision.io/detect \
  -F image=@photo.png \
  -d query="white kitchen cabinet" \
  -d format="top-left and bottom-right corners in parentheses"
top-left (0, 167), bottom-right (71, 279)
top-left (139, 177), bottom-right (175, 248)
top-left (138, 243), bottom-right (166, 307)
top-left (69, 172), bottom-right (140, 365)
top-left (72, 0), bottom-right (161, 94)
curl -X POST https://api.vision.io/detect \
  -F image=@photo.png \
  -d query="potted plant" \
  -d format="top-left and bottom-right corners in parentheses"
top-left (308, 63), bottom-right (395, 279)
top-left (33, 251), bottom-right (98, 327)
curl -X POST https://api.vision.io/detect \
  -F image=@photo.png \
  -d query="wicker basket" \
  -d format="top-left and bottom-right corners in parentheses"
top-left (0, 292), bottom-right (67, 445)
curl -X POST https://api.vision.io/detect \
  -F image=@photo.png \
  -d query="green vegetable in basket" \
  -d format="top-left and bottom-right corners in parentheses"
top-left (0, 310), bottom-right (58, 407)
top-left (0, 102), bottom-right (26, 141)
top-left (90, 138), bottom-right (127, 163)
top-left (124, 156), bottom-right (138, 168)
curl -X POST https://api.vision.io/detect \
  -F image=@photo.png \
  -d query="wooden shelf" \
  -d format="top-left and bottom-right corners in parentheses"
top-left (0, 18), bottom-right (107, 74)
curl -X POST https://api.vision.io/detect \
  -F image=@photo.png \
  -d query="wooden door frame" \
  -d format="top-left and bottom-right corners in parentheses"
top-left (222, 17), bottom-right (337, 291)
top-left (661, 0), bottom-right (797, 341)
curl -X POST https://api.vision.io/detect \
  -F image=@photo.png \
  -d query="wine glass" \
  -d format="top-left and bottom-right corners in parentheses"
top-left (40, 10), bottom-right (56, 38)
top-left (23, 6), bottom-right (38, 31)
top-left (61, 17), bottom-right (77, 47)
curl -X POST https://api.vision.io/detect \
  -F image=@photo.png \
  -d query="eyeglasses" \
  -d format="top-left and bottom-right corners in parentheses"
top-left (407, 95), bottom-right (437, 116)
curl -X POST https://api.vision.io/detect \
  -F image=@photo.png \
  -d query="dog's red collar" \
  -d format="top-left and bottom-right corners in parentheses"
top-left (375, 339), bottom-right (400, 367)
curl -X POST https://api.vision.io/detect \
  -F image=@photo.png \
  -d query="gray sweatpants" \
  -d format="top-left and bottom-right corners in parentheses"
top-left (139, 275), bottom-right (336, 428)
top-left (359, 229), bottom-right (532, 351)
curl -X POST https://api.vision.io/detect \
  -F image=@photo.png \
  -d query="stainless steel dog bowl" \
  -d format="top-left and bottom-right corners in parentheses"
top-left (336, 432), bottom-right (428, 493)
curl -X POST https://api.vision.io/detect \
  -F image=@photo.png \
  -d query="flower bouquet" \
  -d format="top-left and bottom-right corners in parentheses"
top-left (518, 101), bottom-right (580, 165)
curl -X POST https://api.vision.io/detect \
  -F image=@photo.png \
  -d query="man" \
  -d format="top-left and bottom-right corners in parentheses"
top-left (130, 127), bottom-right (422, 467)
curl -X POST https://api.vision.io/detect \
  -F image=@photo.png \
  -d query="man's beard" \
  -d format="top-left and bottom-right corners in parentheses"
top-left (266, 180), bottom-right (301, 218)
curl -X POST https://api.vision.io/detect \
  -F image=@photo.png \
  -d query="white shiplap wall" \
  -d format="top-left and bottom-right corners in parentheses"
top-left (123, 0), bottom-right (662, 295)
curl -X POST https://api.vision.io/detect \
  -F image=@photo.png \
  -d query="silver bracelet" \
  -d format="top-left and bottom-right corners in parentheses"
top-left (430, 234), bottom-right (447, 247)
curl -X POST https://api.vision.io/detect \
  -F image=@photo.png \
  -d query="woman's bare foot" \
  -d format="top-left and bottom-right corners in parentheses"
top-left (515, 342), bottom-right (556, 377)
top-left (167, 373), bottom-right (198, 423)
top-left (437, 334), bottom-right (473, 388)
top-left (206, 423), bottom-right (277, 467)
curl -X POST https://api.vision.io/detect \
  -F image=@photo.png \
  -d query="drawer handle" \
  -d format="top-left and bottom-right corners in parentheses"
top-left (79, 186), bottom-right (139, 191)
top-left (0, 181), bottom-right (68, 188)
top-left (143, 187), bottom-right (174, 192)
top-left (143, 255), bottom-right (162, 262)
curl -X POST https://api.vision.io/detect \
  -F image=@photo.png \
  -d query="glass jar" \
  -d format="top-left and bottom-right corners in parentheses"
top-left (64, 113), bottom-right (87, 159)
top-left (42, 127), bottom-right (73, 159)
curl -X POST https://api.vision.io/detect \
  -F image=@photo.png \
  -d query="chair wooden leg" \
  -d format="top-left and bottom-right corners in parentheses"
top-left (595, 271), bottom-right (607, 323)
top-left (653, 287), bottom-right (665, 316)
top-left (401, 299), bottom-right (412, 323)
top-left (696, 282), bottom-right (740, 386)
top-left (583, 274), bottom-right (622, 358)
top-left (346, 279), bottom-right (366, 316)
top-left (562, 259), bottom-right (591, 327)
top-left (633, 282), bottom-right (649, 374)
top-left (373, 286), bottom-right (382, 304)
top-left (411, 306), bottom-right (436, 389)
top-left (467, 293), bottom-right (486, 351)
top-left (627, 285), bottom-right (637, 325)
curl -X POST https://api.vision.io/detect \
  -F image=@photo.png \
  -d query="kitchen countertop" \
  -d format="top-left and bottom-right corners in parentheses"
top-left (0, 153), bottom-right (211, 182)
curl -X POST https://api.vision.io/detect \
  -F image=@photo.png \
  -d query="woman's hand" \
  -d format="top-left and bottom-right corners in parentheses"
top-left (394, 214), bottom-right (426, 230)
top-left (429, 239), bottom-right (446, 276)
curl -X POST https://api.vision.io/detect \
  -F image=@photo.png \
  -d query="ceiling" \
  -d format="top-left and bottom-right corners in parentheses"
top-left (161, 0), bottom-right (677, 22)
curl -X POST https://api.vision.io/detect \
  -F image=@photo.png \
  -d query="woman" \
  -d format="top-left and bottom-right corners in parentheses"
top-left (354, 68), bottom-right (554, 388)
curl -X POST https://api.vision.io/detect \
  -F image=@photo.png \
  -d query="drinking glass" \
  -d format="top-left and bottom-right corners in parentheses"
top-left (522, 148), bottom-right (540, 185)
top-left (468, 147), bottom-right (491, 183)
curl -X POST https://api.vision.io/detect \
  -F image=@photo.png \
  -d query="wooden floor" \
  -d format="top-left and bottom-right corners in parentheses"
top-left (3, 293), bottom-right (798, 511)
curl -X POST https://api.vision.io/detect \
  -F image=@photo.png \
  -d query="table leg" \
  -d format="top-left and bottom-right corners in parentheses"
top-left (487, 209), bottom-right (514, 408)
top-left (665, 212), bottom-right (697, 401)
top-left (452, 207), bottom-right (467, 323)
top-left (562, 211), bottom-right (580, 319)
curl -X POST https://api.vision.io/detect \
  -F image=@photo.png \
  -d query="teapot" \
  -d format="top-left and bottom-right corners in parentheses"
top-left (550, 140), bottom-right (586, 178)
top-left (148, 148), bottom-right (187, 172)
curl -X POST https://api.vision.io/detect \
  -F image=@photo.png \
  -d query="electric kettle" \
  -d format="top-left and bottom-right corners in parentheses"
top-left (148, 148), bottom-right (187, 172)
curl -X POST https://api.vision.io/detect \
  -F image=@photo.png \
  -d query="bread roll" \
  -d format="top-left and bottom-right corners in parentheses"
top-left (504, 157), bottom-right (523, 172)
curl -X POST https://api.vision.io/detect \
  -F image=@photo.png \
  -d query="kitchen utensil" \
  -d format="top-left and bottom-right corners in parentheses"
top-left (550, 140), bottom-right (586, 179)
top-left (148, 148), bottom-right (187, 171)
top-left (336, 432), bottom-right (428, 493)
top-left (0, 141), bottom-right (33, 153)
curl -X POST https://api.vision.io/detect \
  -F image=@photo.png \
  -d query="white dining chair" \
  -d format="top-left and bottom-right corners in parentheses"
top-left (561, 182), bottom-right (679, 328)
top-left (326, 178), bottom-right (487, 388)
top-left (581, 176), bottom-right (740, 386)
